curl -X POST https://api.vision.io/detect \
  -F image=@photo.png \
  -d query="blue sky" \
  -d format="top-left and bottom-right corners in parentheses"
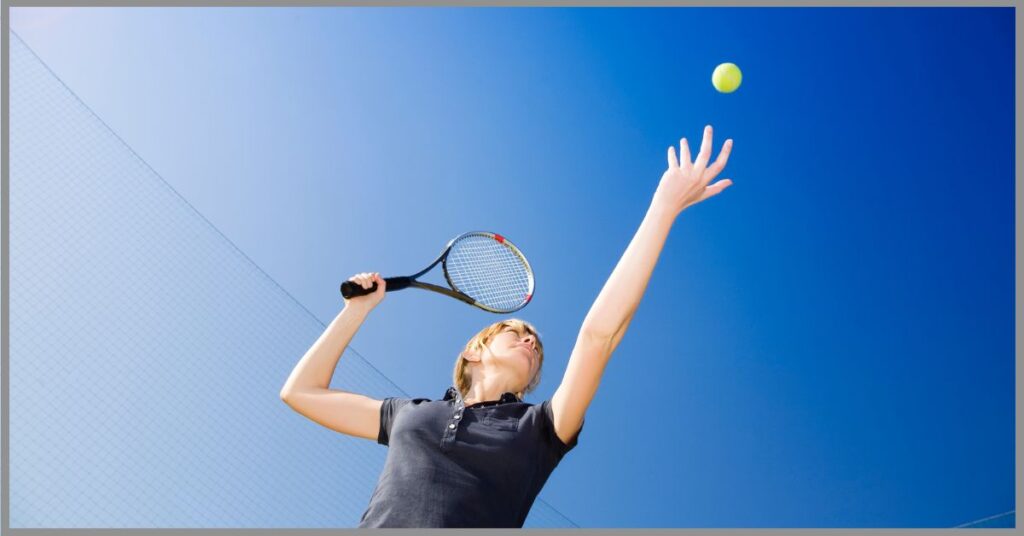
top-left (9, 6), bottom-right (1014, 528)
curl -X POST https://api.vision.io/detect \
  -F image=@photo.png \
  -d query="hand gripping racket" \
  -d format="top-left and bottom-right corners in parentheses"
top-left (340, 231), bottom-right (535, 314)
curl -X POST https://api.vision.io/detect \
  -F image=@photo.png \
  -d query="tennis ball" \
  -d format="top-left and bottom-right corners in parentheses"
top-left (712, 62), bottom-right (742, 93)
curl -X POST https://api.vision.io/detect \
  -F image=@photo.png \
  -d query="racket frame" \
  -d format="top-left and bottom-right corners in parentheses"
top-left (440, 231), bottom-right (535, 314)
top-left (340, 231), bottom-right (535, 313)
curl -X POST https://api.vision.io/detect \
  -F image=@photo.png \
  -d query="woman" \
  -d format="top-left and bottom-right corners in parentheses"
top-left (280, 125), bottom-right (734, 528)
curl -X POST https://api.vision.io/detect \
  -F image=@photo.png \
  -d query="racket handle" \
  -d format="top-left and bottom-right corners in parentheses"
top-left (340, 277), bottom-right (412, 298)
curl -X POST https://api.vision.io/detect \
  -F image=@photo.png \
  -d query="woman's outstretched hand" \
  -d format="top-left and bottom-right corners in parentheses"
top-left (652, 124), bottom-right (733, 218)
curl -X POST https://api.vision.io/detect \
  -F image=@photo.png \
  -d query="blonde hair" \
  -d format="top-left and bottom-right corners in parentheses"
top-left (452, 318), bottom-right (544, 400)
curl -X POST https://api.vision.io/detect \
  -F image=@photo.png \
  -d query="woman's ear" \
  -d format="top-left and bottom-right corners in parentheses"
top-left (461, 348), bottom-right (482, 364)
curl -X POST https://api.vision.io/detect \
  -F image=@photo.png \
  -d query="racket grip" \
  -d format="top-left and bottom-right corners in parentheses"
top-left (340, 277), bottom-right (412, 299)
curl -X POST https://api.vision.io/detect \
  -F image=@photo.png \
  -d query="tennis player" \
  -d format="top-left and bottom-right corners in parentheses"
top-left (281, 125), bottom-right (733, 528)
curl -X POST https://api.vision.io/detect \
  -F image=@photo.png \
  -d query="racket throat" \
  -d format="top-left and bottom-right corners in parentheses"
top-left (411, 281), bottom-right (478, 307)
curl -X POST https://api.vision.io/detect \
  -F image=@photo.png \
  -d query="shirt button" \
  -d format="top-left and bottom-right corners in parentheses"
top-left (448, 423), bottom-right (456, 429)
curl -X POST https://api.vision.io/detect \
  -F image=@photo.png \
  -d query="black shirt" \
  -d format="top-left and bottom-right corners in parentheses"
top-left (357, 386), bottom-right (584, 528)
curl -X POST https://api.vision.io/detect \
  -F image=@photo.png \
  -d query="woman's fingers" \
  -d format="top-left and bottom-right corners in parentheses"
top-left (693, 125), bottom-right (713, 173)
top-left (680, 138), bottom-right (691, 169)
top-left (351, 272), bottom-right (377, 290)
top-left (667, 146), bottom-right (679, 168)
top-left (699, 179), bottom-right (733, 202)
top-left (705, 139), bottom-right (733, 180)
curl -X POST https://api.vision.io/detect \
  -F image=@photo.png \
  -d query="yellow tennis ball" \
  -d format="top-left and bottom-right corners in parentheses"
top-left (712, 62), bottom-right (742, 93)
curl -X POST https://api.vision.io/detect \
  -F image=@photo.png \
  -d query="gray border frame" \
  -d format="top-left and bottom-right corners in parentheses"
top-left (1, 1), bottom-right (1019, 533)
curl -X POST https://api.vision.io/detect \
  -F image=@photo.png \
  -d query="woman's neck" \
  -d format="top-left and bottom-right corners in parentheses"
top-left (463, 379), bottom-right (521, 406)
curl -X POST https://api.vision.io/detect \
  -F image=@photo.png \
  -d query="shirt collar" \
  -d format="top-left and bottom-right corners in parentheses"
top-left (499, 392), bottom-right (523, 404)
top-left (443, 386), bottom-right (521, 404)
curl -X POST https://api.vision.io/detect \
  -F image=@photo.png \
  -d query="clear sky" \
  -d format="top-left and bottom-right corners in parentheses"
top-left (9, 6), bottom-right (1014, 528)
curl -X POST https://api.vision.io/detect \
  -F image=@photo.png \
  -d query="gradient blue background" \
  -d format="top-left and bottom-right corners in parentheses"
top-left (9, 6), bottom-right (1014, 528)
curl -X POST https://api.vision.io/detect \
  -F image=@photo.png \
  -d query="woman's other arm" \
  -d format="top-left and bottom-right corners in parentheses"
top-left (280, 273), bottom-right (388, 440)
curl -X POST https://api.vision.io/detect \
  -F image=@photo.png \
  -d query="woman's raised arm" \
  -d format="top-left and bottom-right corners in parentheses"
top-left (549, 125), bottom-right (734, 444)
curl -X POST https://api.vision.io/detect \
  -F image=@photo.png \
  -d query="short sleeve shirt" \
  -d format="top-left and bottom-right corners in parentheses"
top-left (357, 386), bottom-right (584, 528)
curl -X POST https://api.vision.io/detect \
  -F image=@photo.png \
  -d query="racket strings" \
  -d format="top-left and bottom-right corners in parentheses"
top-left (451, 254), bottom-right (527, 310)
top-left (446, 235), bottom-right (532, 312)
top-left (449, 239), bottom-right (526, 305)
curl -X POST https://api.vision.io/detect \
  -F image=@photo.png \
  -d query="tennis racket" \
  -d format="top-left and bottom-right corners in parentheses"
top-left (340, 231), bottom-right (535, 314)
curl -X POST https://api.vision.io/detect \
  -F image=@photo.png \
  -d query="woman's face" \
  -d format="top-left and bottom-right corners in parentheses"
top-left (483, 327), bottom-right (541, 389)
